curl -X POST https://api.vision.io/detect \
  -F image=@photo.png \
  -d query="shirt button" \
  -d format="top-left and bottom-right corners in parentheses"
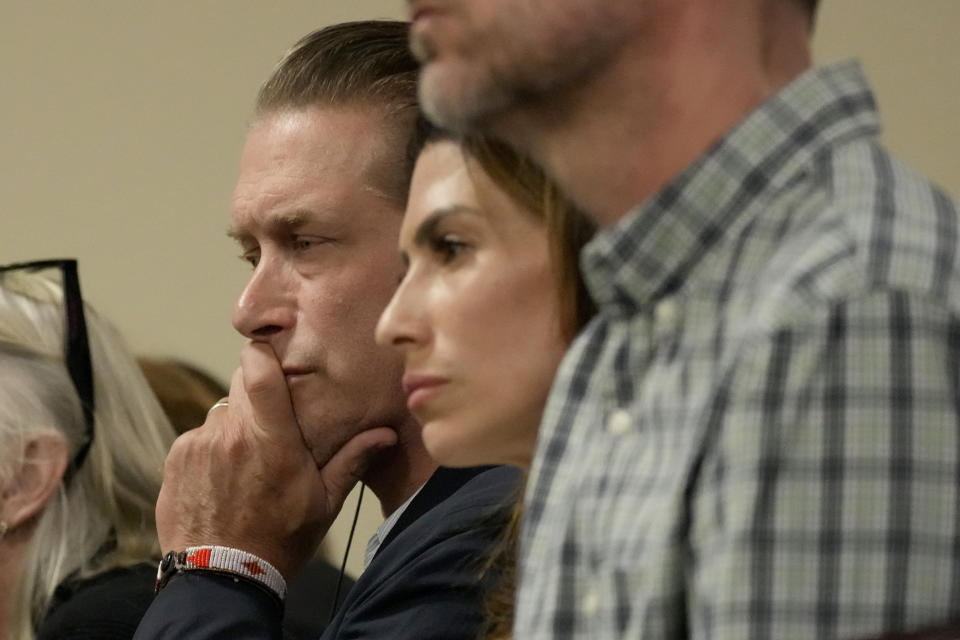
top-left (608, 409), bottom-right (632, 435)
top-left (583, 590), bottom-right (599, 616)
top-left (655, 298), bottom-right (677, 328)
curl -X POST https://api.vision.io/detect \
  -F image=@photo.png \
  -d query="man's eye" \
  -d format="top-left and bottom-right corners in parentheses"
top-left (291, 236), bottom-right (334, 253)
top-left (238, 251), bottom-right (260, 268)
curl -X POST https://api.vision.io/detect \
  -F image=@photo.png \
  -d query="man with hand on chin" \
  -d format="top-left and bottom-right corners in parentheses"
top-left (409, 0), bottom-right (960, 637)
top-left (135, 20), bottom-right (518, 640)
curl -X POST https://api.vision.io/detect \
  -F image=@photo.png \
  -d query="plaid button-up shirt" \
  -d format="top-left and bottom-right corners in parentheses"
top-left (516, 60), bottom-right (960, 639)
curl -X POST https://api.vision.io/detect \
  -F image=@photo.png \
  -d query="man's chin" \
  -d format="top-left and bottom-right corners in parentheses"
top-left (409, 30), bottom-right (435, 65)
top-left (302, 424), bottom-right (391, 471)
top-left (306, 439), bottom-right (345, 471)
top-left (420, 74), bottom-right (501, 135)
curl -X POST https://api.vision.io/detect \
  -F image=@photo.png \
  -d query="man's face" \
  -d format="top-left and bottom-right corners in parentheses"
top-left (408, 0), bottom-right (642, 132)
top-left (229, 106), bottom-right (410, 467)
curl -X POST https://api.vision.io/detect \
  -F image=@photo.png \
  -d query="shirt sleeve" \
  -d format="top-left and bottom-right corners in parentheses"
top-left (693, 289), bottom-right (960, 639)
top-left (133, 571), bottom-right (283, 640)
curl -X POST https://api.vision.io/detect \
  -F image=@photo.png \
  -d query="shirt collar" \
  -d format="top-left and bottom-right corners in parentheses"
top-left (362, 483), bottom-right (425, 570)
top-left (582, 59), bottom-right (881, 314)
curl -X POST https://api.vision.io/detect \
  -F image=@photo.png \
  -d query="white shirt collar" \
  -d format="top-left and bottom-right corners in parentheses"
top-left (362, 483), bottom-right (425, 570)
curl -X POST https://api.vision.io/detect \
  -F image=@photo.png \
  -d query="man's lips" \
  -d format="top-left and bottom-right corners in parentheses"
top-left (282, 367), bottom-right (314, 380)
top-left (408, 1), bottom-right (440, 23)
top-left (402, 373), bottom-right (448, 411)
top-left (409, 1), bottom-right (447, 33)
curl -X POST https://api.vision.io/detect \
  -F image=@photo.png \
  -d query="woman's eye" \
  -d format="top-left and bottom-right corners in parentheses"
top-left (431, 235), bottom-right (467, 263)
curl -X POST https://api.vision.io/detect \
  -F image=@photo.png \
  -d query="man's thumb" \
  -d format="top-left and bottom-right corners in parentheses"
top-left (320, 427), bottom-right (398, 510)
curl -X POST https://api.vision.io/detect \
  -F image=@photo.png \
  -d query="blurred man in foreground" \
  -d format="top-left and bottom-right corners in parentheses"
top-left (410, 0), bottom-right (960, 637)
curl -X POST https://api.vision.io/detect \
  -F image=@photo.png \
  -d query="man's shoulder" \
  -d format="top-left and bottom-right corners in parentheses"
top-left (827, 139), bottom-right (960, 281)
top-left (741, 142), bottom-right (960, 332)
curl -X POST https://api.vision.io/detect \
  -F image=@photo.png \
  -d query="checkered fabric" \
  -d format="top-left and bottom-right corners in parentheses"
top-left (515, 60), bottom-right (960, 639)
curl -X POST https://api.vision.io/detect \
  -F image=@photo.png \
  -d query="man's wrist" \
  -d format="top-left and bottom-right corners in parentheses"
top-left (155, 545), bottom-right (288, 606)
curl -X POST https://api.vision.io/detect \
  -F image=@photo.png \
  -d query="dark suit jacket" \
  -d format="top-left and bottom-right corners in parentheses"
top-left (133, 465), bottom-right (520, 639)
top-left (283, 557), bottom-right (355, 638)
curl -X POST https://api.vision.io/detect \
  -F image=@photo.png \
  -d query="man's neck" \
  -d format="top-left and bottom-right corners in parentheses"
top-left (361, 415), bottom-right (436, 516)
top-left (496, 1), bottom-right (812, 228)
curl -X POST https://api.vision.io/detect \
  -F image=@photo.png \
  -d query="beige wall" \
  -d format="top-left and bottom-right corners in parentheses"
top-left (0, 1), bottom-right (405, 577)
top-left (1, 1), bottom-right (958, 578)
top-left (813, 0), bottom-right (960, 193)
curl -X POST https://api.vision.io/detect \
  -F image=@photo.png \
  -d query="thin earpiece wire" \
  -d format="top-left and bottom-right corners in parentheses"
top-left (328, 483), bottom-right (364, 624)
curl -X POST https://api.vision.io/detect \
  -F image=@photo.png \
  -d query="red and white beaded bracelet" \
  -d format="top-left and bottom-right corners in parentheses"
top-left (155, 545), bottom-right (287, 602)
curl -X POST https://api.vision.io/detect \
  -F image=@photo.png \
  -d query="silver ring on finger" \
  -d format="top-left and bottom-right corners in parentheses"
top-left (206, 399), bottom-right (230, 416)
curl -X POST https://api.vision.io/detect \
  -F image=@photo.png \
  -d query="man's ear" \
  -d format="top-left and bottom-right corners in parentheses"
top-left (1, 431), bottom-right (69, 530)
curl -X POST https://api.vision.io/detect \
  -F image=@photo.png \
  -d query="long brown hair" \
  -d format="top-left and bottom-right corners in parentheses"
top-left (426, 133), bottom-right (595, 639)
top-left (460, 134), bottom-right (595, 342)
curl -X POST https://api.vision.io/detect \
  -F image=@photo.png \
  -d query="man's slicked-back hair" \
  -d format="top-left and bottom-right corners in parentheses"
top-left (254, 20), bottom-right (429, 202)
top-left (256, 20), bottom-right (418, 116)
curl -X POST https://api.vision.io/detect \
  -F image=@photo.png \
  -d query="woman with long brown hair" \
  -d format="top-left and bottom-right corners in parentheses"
top-left (376, 130), bottom-right (594, 637)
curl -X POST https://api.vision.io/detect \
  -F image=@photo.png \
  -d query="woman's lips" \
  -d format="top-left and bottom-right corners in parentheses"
top-left (402, 373), bottom-right (449, 411)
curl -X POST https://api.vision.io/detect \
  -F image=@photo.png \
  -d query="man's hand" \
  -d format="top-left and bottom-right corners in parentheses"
top-left (155, 341), bottom-right (397, 579)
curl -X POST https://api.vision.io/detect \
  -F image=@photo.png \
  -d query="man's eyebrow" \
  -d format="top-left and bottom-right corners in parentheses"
top-left (412, 205), bottom-right (479, 248)
top-left (226, 210), bottom-right (313, 242)
top-left (225, 225), bottom-right (248, 242)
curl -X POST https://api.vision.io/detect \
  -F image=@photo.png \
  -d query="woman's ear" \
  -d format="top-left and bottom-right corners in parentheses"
top-left (1, 431), bottom-right (69, 530)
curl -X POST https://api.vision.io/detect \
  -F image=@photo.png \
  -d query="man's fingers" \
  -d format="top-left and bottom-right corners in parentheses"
top-left (320, 427), bottom-right (398, 511)
top-left (227, 367), bottom-right (243, 409)
top-left (237, 341), bottom-right (303, 447)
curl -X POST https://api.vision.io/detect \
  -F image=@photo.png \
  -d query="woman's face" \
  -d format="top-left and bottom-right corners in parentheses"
top-left (376, 141), bottom-right (567, 469)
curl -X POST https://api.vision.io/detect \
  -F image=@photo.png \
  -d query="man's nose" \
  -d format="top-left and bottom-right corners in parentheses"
top-left (232, 261), bottom-right (296, 339)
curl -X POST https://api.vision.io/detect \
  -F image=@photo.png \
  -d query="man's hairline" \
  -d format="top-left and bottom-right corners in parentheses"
top-left (249, 98), bottom-right (411, 132)
top-left (244, 100), bottom-right (417, 210)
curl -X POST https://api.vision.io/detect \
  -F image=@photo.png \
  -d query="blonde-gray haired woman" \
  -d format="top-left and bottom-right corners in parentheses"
top-left (0, 260), bottom-right (175, 640)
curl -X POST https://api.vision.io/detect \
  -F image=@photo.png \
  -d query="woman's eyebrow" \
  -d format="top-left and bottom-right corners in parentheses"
top-left (412, 205), bottom-right (479, 248)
